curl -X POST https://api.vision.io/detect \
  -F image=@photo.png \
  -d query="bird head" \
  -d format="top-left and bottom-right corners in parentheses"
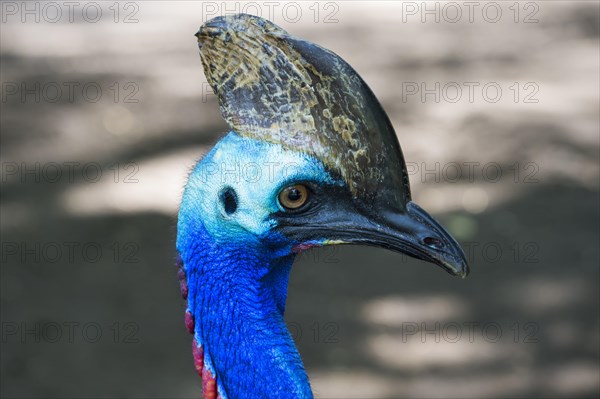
top-left (184, 14), bottom-right (468, 277)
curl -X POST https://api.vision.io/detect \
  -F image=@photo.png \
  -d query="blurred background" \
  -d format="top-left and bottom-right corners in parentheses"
top-left (1, 1), bottom-right (598, 398)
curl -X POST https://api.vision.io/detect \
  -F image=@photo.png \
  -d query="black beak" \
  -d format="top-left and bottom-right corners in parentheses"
top-left (275, 190), bottom-right (469, 278)
top-left (362, 201), bottom-right (469, 278)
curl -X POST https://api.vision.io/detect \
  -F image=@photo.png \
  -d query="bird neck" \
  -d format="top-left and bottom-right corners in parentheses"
top-left (180, 220), bottom-right (313, 399)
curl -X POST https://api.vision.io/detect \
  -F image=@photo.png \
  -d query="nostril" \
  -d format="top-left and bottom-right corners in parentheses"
top-left (423, 236), bottom-right (444, 249)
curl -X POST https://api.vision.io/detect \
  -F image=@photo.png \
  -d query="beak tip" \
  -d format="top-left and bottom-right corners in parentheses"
top-left (440, 254), bottom-right (469, 279)
top-left (453, 260), bottom-right (470, 279)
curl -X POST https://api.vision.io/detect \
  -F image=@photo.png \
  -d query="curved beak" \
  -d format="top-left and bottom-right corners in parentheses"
top-left (364, 202), bottom-right (469, 278)
top-left (277, 195), bottom-right (469, 278)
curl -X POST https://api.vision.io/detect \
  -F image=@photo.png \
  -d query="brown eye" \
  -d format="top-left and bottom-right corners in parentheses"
top-left (278, 184), bottom-right (309, 210)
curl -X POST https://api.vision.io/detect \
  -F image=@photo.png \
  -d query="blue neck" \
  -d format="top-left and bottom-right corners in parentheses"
top-left (179, 219), bottom-right (313, 399)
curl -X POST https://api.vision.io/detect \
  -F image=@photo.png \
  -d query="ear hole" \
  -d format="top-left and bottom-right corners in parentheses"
top-left (220, 187), bottom-right (238, 215)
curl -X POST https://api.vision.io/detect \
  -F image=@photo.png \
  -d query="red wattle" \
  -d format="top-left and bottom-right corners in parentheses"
top-left (192, 339), bottom-right (220, 399)
top-left (185, 311), bottom-right (194, 334)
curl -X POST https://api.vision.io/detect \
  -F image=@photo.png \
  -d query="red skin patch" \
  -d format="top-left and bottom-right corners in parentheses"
top-left (179, 258), bottom-right (221, 398)
top-left (192, 339), bottom-right (220, 399)
top-left (192, 338), bottom-right (204, 376)
top-left (185, 311), bottom-right (194, 334)
top-left (177, 269), bottom-right (188, 299)
top-left (175, 256), bottom-right (188, 300)
top-left (292, 242), bottom-right (320, 253)
top-left (202, 362), bottom-right (219, 399)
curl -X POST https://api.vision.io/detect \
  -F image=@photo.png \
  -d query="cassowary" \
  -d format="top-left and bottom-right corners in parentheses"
top-left (176, 14), bottom-right (468, 399)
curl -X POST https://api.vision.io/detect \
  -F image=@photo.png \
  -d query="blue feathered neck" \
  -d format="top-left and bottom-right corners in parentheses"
top-left (178, 219), bottom-right (312, 399)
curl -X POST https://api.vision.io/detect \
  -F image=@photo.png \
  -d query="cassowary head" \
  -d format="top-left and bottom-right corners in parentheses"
top-left (176, 13), bottom-right (468, 399)
top-left (182, 14), bottom-right (468, 275)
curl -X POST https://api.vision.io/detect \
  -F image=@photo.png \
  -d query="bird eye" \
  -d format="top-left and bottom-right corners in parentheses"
top-left (278, 184), bottom-right (309, 211)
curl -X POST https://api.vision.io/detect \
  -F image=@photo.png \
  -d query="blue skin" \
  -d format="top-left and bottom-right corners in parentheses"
top-left (177, 132), bottom-right (340, 399)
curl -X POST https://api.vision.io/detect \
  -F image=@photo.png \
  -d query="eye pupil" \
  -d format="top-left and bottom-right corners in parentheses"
top-left (279, 184), bottom-right (309, 210)
top-left (287, 189), bottom-right (302, 202)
